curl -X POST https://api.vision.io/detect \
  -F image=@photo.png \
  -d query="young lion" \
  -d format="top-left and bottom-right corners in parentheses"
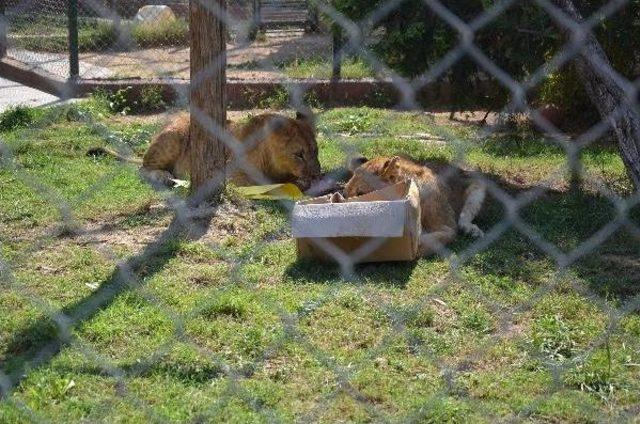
top-left (89, 112), bottom-right (321, 189)
top-left (344, 155), bottom-right (486, 256)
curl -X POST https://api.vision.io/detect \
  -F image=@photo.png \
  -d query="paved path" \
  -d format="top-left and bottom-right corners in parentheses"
top-left (0, 76), bottom-right (63, 112)
top-left (8, 49), bottom-right (115, 79)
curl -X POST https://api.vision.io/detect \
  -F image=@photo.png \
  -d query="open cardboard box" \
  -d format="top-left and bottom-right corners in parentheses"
top-left (291, 180), bottom-right (421, 263)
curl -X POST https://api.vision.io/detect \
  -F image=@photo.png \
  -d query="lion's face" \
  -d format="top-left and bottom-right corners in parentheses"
top-left (260, 113), bottom-right (321, 190)
top-left (344, 156), bottom-right (398, 198)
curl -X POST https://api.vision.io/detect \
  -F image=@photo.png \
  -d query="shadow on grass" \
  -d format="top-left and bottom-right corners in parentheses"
top-left (465, 173), bottom-right (640, 302)
top-left (285, 259), bottom-right (418, 289)
top-left (0, 212), bottom-right (215, 399)
top-left (54, 360), bottom-right (225, 386)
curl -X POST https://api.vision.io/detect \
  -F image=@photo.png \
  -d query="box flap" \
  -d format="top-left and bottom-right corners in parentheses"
top-left (350, 180), bottom-right (412, 203)
top-left (292, 201), bottom-right (407, 238)
top-left (297, 181), bottom-right (412, 206)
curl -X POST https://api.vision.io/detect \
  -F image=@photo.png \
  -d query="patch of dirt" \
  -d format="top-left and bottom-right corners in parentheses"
top-left (79, 32), bottom-right (330, 80)
top-left (61, 199), bottom-right (258, 255)
top-left (73, 203), bottom-right (172, 251)
top-left (430, 111), bottom-right (501, 127)
top-left (199, 201), bottom-right (258, 245)
top-left (454, 318), bottom-right (531, 374)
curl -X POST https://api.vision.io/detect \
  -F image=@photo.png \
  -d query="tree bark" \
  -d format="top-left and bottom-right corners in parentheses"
top-left (553, 0), bottom-right (640, 189)
top-left (189, 0), bottom-right (227, 203)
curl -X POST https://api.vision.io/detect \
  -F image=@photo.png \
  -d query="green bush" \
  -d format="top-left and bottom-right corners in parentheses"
top-left (131, 19), bottom-right (189, 48)
top-left (78, 22), bottom-right (118, 52)
top-left (139, 86), bottom-right (167, 113)
top-left (96, 86), bottom-right (167, 116)
top-left (537, 65), bottom-right (600, 127)
top-left (12, 17), bottom-right (117, 52)
top-left (0, 106), bottom-right (40, 132)
top-left (13, 17), bottom-right (189, 52)
top-left (257, 87), bottom-right (290, 109)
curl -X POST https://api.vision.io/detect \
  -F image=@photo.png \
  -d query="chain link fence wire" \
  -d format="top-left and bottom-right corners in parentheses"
top-left (1, 0), bottom-right (640, 422)
top-left (2, 0), bottom-right (74, 78)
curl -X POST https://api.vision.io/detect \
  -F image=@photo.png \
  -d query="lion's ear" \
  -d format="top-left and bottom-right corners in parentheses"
top-left (348, 155), bottom-right (368, 172)
top-left (382, 156), bottom-right (401, 173)
top-left (295, 109), bottom-right (316, 128)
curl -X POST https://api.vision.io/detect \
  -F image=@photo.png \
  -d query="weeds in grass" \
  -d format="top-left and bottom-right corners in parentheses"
top-left (139, 86), bottom-right (167, 113)
top-left (325, 108), bottom-right (382, 134)
top-left (257, 87), bottom-right (290, 109)
top-left (0, 99), bottom-right (113, 135)
top-left (104, 88), bottom-right (133, 116)
top-left (532, 314), bottom-right (578, 361)
top-left (94, 86), bottom-right (167, 116)
top-left (0, 106), bottom-right (40, 132)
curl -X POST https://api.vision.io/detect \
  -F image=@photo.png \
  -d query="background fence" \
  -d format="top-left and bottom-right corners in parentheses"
top-left (1, 0), bottom-right (640, 422)
top-left (1, 0), bottom-right (325, 81)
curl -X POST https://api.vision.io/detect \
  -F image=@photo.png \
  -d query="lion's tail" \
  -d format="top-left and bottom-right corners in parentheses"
top-left (87, 146), bottom-right (143, 165)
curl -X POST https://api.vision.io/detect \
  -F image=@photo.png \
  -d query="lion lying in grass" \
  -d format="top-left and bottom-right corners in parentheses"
top-left (89, 112), bottom-right (321, 190)
top-left (345, 155), bottom-right (486, 256)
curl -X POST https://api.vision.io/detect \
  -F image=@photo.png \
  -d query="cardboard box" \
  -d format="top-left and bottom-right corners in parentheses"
top-left (291, 181), bottom-right (421, 263)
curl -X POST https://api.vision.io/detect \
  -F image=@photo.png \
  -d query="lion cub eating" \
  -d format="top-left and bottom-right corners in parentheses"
top-left (344, 155), bottom-right (486, 256)
top-left (89, 112), bottom-right (321, 190)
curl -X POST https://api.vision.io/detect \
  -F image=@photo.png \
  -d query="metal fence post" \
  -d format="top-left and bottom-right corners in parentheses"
top-left (0, 0), bottom-right (7, 59)
top-left (111, 0), bottom-right (121, 34)
top-left (68, 0), bottom-right (80, 80)
top-left (249, 0), bottom-right (261, 41)
top-left (332, 26), bottom-right (343, 81)
top-left (307, 0), bottom-right (319, 32)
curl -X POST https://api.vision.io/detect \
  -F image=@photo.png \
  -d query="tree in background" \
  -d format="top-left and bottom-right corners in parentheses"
top-left (330, 0), bottom-right (639, 125)
top-left (553, 0), bottom-right (640, 188)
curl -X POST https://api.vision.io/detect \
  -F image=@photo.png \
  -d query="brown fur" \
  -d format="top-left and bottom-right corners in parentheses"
top-left (344, 155), bottom-right (486, 256)
top-left (92, 112), bottom-right (321, 189)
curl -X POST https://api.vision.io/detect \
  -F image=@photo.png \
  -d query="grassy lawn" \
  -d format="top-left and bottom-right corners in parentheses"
top-left (280, 57), bottom-right (376, 79)
top-left (0, 103), bottom-right (639, 423)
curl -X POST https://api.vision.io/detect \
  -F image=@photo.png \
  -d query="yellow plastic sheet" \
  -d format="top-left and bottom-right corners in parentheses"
top-left (236, 183), bottom-right (305, 200)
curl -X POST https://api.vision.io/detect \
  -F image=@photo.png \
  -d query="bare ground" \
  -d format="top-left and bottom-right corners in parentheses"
top-left (69, 199), bottom-right (258, 254)
top-left (79, 31), bottom-right (330, 80)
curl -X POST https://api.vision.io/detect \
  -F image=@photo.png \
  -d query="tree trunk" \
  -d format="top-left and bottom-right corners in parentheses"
top-left (553, 0), bottom-right (640, 189)
top-left (189, 0), bottom-right (227, 203)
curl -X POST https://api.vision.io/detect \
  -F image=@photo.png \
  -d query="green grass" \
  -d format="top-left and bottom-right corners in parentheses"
top-left (280, 56), bottom-right (376, 79)
top-left (130, 19), bottom-right (189, 49)
top-left (1, 105), bottom-right (639, 422)
top-left (9, 15), bottom-right (188, 52)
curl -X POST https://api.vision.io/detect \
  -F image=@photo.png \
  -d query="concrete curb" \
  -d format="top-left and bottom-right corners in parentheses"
top-left (0, 57), bottom-right (498, 110)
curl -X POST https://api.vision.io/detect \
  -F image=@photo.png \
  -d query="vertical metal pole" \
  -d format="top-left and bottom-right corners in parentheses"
top-left (111, 0), bottom-right (120, 34)
top-left (307, 0), bottom-right (319, 33)
top-left (331, 27), bottom-right (342, 81)
top-left (0, 0), bottom-right (7, 59)
top-left (249, 0), bottom-right (261, 40)
top-left (68, 0), bottom-right (80, 80)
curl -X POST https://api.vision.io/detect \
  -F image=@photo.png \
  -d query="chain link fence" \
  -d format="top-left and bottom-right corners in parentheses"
top-left (1, 0), bottom-right (640, 422)
top-left (1, 0), bottom-right (331, 81)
